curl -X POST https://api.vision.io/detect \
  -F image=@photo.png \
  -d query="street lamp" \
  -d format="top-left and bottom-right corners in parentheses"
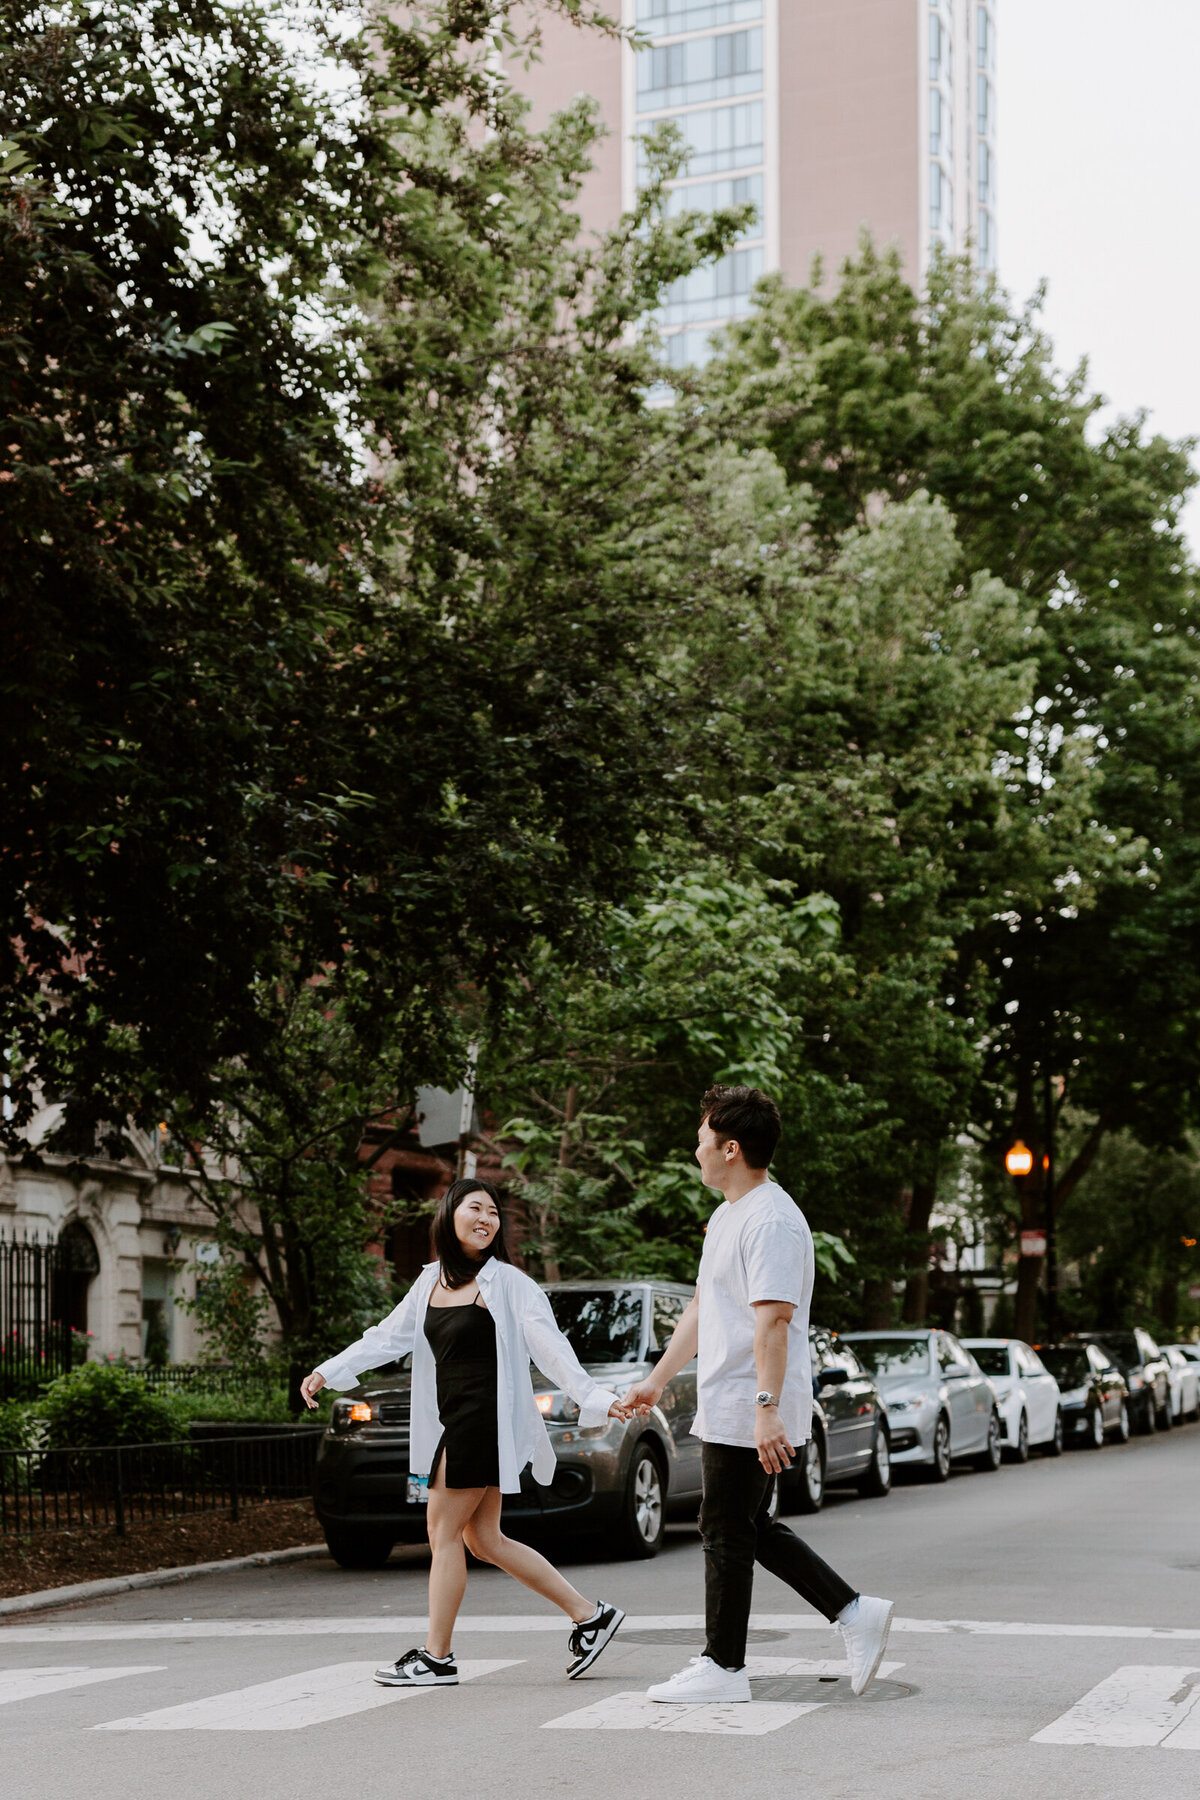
top-left (1005, 1140), bottom-right (1034, 1178)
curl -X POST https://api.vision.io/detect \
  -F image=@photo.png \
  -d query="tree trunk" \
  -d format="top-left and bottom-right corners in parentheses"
top-left (901, 1174), bottom-right (938, 1324)
top-left (861, 1277), bottom-right (894, 1330)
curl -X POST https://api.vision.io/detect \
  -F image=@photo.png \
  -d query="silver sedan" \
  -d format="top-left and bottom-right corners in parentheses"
top-left (839, 1329), bottom-right (1001, 1481)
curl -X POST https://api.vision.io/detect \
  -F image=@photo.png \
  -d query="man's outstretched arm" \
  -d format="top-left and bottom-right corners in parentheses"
top-left (621, 1292), bottom-right (700, 1413)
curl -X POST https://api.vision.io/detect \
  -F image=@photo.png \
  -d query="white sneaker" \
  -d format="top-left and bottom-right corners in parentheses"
top-left (646, 1655), bottom-right (751, 1704)
top-left (837, 1594), bottom-right (895, 1696)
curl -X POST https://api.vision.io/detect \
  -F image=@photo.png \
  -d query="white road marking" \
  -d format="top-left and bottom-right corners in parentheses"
top-left (1032, 1665), bottom-right (1200, 1748)
top-left (743, 1656), bottom-right (905, 1679)
top-left (0, 1666), bottom-right (163, 1706)
top-left (542, 1690), bottom-right (821, 1735)
top-left (7, 1612), bottom-right (1200, 1644)
top-left (95, 1658), bottom-right (520, 1732)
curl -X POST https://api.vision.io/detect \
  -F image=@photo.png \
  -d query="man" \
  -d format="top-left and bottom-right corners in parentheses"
top-left (622, 1085), bottom-right (894, 1702)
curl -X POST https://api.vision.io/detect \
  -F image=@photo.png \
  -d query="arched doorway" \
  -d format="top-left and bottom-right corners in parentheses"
top-left (57, 1221), bottom-right (100, 1338)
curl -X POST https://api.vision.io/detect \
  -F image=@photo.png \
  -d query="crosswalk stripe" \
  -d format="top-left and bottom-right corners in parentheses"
top-left (95, 1658), bottom-right (520, 1732)
top-left (0, 1666), bottom-right (163, 1707)
top-left (542, 1690), bottom-right (822, 1736)
top-left (743, 1656), bottom-right (905, 1679)
top-left (1032, 1665), bottom-right (1200, 1747)
top-left (10, 1612), bottom-right (1200, 1644)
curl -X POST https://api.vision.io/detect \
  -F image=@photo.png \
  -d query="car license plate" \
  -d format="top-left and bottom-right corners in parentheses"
top-left (406, 1474), bottom-right (429, 1506)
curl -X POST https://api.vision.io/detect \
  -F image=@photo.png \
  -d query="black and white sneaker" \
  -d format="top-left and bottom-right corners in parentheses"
top-left (374, 1647), bottom-right (458, 1687)
top-left (567, 1601), bottom-right (625, 1679)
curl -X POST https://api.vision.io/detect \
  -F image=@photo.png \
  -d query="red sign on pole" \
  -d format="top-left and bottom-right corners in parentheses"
top-left (1020, 1230), bottom-right (1047, 1258)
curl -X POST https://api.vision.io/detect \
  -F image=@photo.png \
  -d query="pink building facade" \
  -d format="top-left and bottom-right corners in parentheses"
top-left (513, 0), bottom-right (996, 363)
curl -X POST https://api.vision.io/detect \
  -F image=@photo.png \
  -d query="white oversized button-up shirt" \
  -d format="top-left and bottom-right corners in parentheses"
top-left (314, 1259), bottom-right (619, 1494)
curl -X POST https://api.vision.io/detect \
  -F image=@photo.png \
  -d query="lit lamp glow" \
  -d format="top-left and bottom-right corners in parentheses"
top-left (1005, 1140), bottom-right (1034, 1178)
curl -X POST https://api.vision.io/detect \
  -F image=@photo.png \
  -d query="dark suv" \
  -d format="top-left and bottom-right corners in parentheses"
top-left (313, 1280), bottom-right (703, 1568)
top-left (1077, 1329), bottom-right (1171, 1435)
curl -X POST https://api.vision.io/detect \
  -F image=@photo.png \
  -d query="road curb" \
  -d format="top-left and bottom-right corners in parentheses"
top-left (0, 1542), bottom-right (329, 1618)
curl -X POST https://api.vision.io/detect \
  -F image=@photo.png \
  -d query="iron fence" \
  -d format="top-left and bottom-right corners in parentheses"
top-left (134, 1363), bottom-right (281, 1396)
top-left (0, 1235), bottom-right (71, 1398)
top-left (0, 1428), bottom-right (322, 1537)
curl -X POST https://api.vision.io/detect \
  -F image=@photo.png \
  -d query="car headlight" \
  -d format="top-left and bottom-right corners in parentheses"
top-left (1058, 1386), bottom-right (1087, 1406)
top-left (886, 1397), bottom-right (926, 1413)
top-left (535, 1391), bottom-right (581, 1424)
top-left (331, 1398), bottom-right (374, 1431)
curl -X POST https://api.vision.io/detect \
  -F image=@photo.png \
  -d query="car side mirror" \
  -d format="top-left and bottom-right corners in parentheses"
top-left (817, 1367), bottom-right (849, 1388)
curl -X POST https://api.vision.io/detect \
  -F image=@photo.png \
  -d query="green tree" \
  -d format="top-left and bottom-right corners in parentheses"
top-left (693, 244), bottom-right (1200, 1334)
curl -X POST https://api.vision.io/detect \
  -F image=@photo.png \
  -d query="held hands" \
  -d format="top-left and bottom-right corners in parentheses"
top-left (620, 1378), bottom-right (664, 1417)
top-left (755, 1406), bottom-right (794, 1474)
top-left (299, 1371), bottom-right (326, 1411)
top-left (607, 1400), bottom-right (633, 1421)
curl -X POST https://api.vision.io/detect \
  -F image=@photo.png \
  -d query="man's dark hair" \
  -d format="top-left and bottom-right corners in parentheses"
top-left (700, 1085), bottom-right (781, 1171)
top-left (430, 1176), bottom-right (512, 1288)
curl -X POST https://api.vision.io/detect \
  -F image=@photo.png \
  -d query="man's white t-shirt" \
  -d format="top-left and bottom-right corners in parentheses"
top-left (692, 1178), bottom-right (814, 1451)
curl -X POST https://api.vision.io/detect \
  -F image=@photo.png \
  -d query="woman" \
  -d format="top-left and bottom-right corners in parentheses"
top-left (301, 1177), bottom-right (629, 1688)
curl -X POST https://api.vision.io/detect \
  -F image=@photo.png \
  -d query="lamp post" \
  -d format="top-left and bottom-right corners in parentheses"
top-left (1005, 1140), bottom-right (1034, 1180)
top-left (1043, 1069), bottom-right (1058, 1341)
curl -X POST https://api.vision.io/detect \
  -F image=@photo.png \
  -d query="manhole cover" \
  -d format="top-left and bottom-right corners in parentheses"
top-left (751, 1677), bottom-right (915, 1706)
top-left (621, 1628), bottom-right (788, 1647)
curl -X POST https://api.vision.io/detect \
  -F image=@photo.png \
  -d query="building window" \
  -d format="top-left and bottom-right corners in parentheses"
top-left (929, 160), bottom-right (954, 236)
top-left (929, 86), bottom-right (952, 158)
top-left (977, 4), bottom-right (993, 69)
top-left (977, 140), bottom-right (993, 206)
top-left (637, 100), bottom-right (764, 180)
top-left (658, 244), bottom-right (765, 326)
top-left (638, 28), bottom-right (764, 113)
top-left (637, 0), bottom-right (762, 34)
top-left (928, 6), bottom-right (952, 84)
top-left (141, 1258), bottom-right (175, 1366)
top-left (665, 171), bottom-right (764, 240)
top-left (977, 207), bottom-right (995, 270)
top-left (977, 72), bottom-right (993, 137)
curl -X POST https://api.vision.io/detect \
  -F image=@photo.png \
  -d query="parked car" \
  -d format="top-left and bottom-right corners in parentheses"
top-left (1161, 1345), bottom-right (1200, 1423)
top-left (838, 1330), bottom-right (1001, 1481)
top-left (314, 1280), bottom-right (704, 1567)
top-left (1077, 1328), bottom-right (1171, 1434)
top-left (780, 1329), bottom-right (891, 1514)
top-left (1037, 1342), bottom-right (1129, 1448)
top-left (960, 1338), bottom-right (1063, 1460)
top-left (1164, 1342), bottom-right (1200, 1368)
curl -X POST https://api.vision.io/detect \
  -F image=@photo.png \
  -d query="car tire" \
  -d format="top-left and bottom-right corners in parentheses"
top-left (1042, 1409), bottom-right (1064, 1457)
top-left (1084, 1405), bottom-right (1105, 1449)
top-left (973, 1409), bottom-right (1002, 1472)
top-left (789, 1434), bottom-right (826, 1514)
top-left (1157, 1393), bottom-right (1175, 1430)
top-left (615, 1441), bottom-right (666, 1559)
top-left (322, 1525), bottom-right (394, 1569)
top-left (924, 1414), bottom-right (952, 1483)
top-left (1003, 1411), bottom-right (1030, 1464)
top-left (1113, 1400), bottom-right (1130, 1443)
top-left (857, 1425), bottom-right (892, 1498)
top-left (1134, 1394), bottom-right (1156, 1435)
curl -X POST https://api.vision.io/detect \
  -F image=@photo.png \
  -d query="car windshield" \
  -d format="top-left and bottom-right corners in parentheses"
top-left (967, 1346), bottom-right (1011, 1377)
top-left (848, 1337), bottom-right (932, 1378)
top-left (1039, 1348), bottom-right (1090, 1387)
top-left (546, 1289), bottom-right (644, 1363)
top-left (1092, 1333), bottom-right (1138, 1367)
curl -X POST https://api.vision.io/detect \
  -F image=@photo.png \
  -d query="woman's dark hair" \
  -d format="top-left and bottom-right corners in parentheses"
top-left (700, 1084), bottom-right (781, 1171)
top-left (430, 1177), bottom-right (512, 1288)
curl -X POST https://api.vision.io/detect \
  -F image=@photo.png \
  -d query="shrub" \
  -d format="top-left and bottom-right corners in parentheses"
top-left (169, 1387), bottom-right (298, 1427)
top-left (38, 1362), bottom-right (186, 1448)
top-left (0, 1398), bottom-right (39, 1452)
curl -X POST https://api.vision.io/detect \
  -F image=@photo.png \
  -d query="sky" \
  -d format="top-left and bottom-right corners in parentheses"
top-left (997, 0), bottom-right (1200, 551)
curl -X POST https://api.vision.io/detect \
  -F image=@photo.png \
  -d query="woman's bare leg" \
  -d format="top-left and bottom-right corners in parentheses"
top-left (425, 1458), bottom-right (487, 1659)
top-left (463, 1487), bottom-right (594, 1623)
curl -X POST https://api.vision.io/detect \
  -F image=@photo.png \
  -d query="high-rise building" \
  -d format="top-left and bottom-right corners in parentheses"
top-left (512, 0), bottom-right (996, 363)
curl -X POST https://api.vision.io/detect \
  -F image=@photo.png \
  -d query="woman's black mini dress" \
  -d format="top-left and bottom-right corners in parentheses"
top-left (423, 1294), bottom-right (500, 1488)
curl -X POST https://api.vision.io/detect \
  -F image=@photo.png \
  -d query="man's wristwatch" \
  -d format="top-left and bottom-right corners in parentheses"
top-left (755, 1391), bottom-right (779, 1408)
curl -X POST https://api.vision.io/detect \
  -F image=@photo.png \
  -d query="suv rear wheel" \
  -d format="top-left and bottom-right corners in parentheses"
top-left (789, 1434), bottom-right (825, 1513)
top-left (858, 1425), bottom-right (891, 1498)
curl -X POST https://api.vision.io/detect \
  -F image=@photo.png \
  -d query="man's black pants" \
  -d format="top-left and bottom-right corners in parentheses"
top-left (700, 1441), bottom-right (858, 1672)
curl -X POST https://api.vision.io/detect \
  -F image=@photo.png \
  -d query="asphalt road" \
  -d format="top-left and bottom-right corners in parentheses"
top-left (3, 1420), bottom-right (1200, 1800)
